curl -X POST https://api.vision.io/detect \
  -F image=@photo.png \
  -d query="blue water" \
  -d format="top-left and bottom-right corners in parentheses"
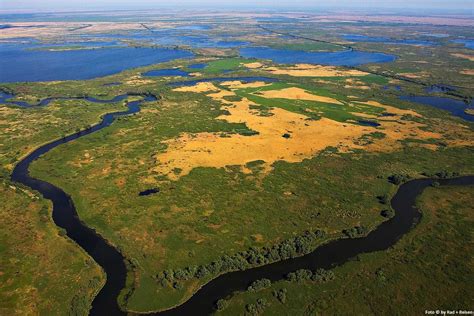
top-left (357, 120), bottom-right (381, 127)
top-left (143, 68), bottom-right (190, 77)
top-left (452, 39), bottom-right (474, 49)
top-left (343, 34), bottom-right (435, 46)
top-left (214, 41), bottom-right (250, 48)
top-left (383, 85), bottom-right (402, 91)
top-left (174, 25), bottom-right (212, 31)
top-left (240, 47), bottom-right (396, 66)
top-left (188, 63), bottom-right (207, 69)
top-left (74, 29), bottom-right (249, 49)
top-left (46, 41), bottom-right (123, 48)
top-left (400, 95), bottom-right (474, 122)
top-left (0, 42), bottom-right (193, 82)
top-left (422, 33), bottom-right (449, 38)
top-left (256, 17), bottom-right (298, 23)
top-left (138, 188), bottom-right (160, 196)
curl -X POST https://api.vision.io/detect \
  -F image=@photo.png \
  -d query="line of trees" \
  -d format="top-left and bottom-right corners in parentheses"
top-left (422, 170), bottom-right (460, 179)
top-left (286, 268), bottom-right (335, 283)
top-left (155, 230), bottom-right (326, 288)
top-left (388, 173), bottom-right (411, 185)
top-left (248, 278), bottom-right (271, 292)
top-left (343, 226), bottom-right (369, 238)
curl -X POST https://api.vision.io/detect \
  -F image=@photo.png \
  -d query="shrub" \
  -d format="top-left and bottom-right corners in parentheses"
top-left (388, 173), bottom-right (410, 185)
top-left (287, 269), bottom-right (313, 282)
top-left (311, 268), bottom-right (335, 282)
top-left (245, 298), bottom-right (268, 315)
top-left (195, 265), bottom-right (209, 279)
top-left (378, 194), bottom-right (389, 204)
top-left (215, 299), bottom-right (228, 311)
top-left (273, 288), bottom-right (287, 303)
top-left (380, 209), bottom-right (395, 218)
top-left (435, 170), bottom-right (459, 179)
top-left (343, 226), bottom-right (368, 238)
top-left (248, 278), bottom-right (272, 292)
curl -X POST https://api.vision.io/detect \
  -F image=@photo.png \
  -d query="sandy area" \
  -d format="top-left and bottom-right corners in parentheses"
top-left (152, 83), bottom-right (455, 180)
top-left (460, 69), bottom-right (474, 75)
top-left (125, 76), bottom-right (155, 86)
top-left (0, 22), bottom-right (146, 39)
top-left (254, 87), bottom-right (343, 105)
top-left (243, 62), bottom-right (264, 69)
top-left (154, 94), bottom-right (373, 180)
top-left (401, 72), bottom-right (428, 79)
top-left (344, 85), bottom-right (370, 90)
top-left (263, 64), bottom-right (368, 77)
top-left (309, 15), bottom-right (474, 27)
top-left (451, 53), bottom-right (474, 62)
top-left (354, 100), bottom-right (421, 117)
top-left (344, 78), bottom-right (370, 90)
top-left (173, 82), bottom-right (219, 93)
top-left (220, 81), bottom-right (270, 89)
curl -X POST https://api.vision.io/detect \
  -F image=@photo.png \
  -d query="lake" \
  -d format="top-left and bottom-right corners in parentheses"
top-left (240, 47), bottom-right (396, 66)
top-left (400, 95), bottom-right (474, 122)
top-left (188, 63), bottom-right (207, 69)
top-left (0, 42), bottom-right (193, 82)
top-left (452, 39), bottom-right (474, 49)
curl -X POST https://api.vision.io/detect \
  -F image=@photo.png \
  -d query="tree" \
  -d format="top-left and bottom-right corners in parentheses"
top-left (388, 174), bottom-right (410, 185)
top-left (287, 269), bottom-right (312, 282)
top-left (378, 194), bottom-right (389, 205)
top-left (312, 268), bottom-right (335, 282)
top-left (248, 278), bottom-right (272, 292)
top-left (343, 226), bottom-right (368, 238)
top-left (380, 209), bottom-right (395, 218)
top-left (195, 265), bottom-right (209, 279)
top-left (216, 299), bottom-right (228, 311)
top-left (273, 288), bottom-right (287, 304)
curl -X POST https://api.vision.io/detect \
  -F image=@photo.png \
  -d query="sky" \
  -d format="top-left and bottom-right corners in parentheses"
top-left (0, 0), bottom-right (473, 12)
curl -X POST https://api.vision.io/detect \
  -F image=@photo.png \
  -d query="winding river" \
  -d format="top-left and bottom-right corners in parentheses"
top-left (5, 93), bottom-right (473, 315)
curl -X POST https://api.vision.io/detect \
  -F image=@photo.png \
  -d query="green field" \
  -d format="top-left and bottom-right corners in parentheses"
top-left (216, 185), bottom-right (474, 315)
top-left (0, 181), bottom-right (104, 315)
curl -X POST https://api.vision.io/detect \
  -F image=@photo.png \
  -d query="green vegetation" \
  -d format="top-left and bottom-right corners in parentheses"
top-left (234, 82), bottom-right (386, 123)
top-left (248, 279), bottom-right (272, 292)
top-left (216, 185), bottom-right (474, 315)
top-left (152, 230), bottom-right (328, 294)
top-left (201, 58), bottom-right (255, 74)
top-left (0, 181), bottom-right (104, 315)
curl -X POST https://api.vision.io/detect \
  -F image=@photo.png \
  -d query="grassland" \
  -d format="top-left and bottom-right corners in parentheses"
top-left (0, 181), bottom-right (104, 315)
top-left (0, 76), bottom-right (162, 315)
top-left (199, 58), bottom-right (256, 74)
top-left (215, 184), bottom-right (474, 315)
